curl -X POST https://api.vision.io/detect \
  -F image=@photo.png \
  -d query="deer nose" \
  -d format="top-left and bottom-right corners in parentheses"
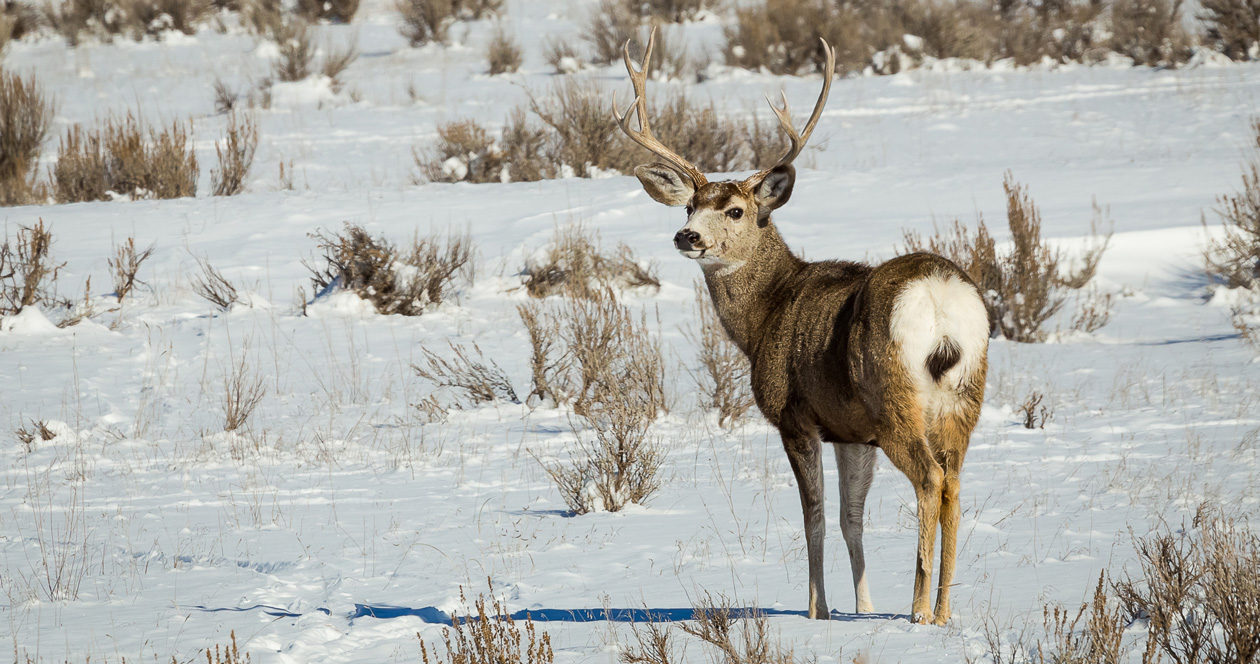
top-left (674, 229), bottom-right (701, 250)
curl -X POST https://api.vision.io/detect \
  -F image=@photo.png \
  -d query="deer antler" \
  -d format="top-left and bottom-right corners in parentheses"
top-left (611, 28), bottom-right (708, 187)
top-left (747, 39), bottom-right (835, 184)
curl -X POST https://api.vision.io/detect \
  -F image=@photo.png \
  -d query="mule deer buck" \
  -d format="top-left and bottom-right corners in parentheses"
top-left (612, 32), bottom-right (989, 624)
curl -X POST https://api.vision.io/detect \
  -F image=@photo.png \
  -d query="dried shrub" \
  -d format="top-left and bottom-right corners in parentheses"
top-left (306, 223), bottom-right (474, 315)
top-left (211, 112), bottom-right (258, 197)
top-left (486, 24), bottom-right (521, 75)
top-left (15, 419), bottom-right (54, 452)
top-left (1034, 574), bottom-right (1134, 664)
top-left (1198, 0), bottom-right (1260, 60)
top-left (637, 0), bottom-right (710, 22)
top-left (295, 0), bottom-right (359, 23)
top-left (543, 37), bottom-right (583, 74)
top-left (222, 348), bottom-right (265, 431)
top-left (422, 119), bottom-right (499, 183)
top-left (270, 16), bottom-right (315, 82)
top-left (50, 126), bottom-right (104, 203)
top-left (124, 0), bottom-right (213, 39)
top-left (0, 219), bottom-right (65, 315)
top-left (206, 632), bottom-right (251, 664)
top-left (414, 341), bottom-right (518, 407)
top-left (0, 67), bottom-right (53, 206)
top-left (98, 113), bottom-right (199, 200)
top-left (396, 0), bottom-right (452, 46)
top-left (621, 594), bottom-right (801, 664)
top-left (1113, 505), bottom-right (1260, 664)
top-left (522, 222), bottom-right (659, 300)
top-left (687, 281), bottom-right (753, 429)
top-left (1108, 0), bottom-right (1192, 66)
top-left (1205, 118), bottom-right (1260, 290)
top-left (191, 256), bottom-right (239, 310)
top-left (584, 0), bottom-right (641, 65)
top-left (1070, 287), bottom-right (1114, 334)
top-left (419, 583), bottom-right (553, 664)
top-left (723, 0), bottom-right (857, 75)
top-left (109, 236), bottom-right (154, 302)
top-left (1017, 390), bottom-right (1049, 429)
top-left (396, 0), bottom-right (499, 46)
top-left (213, 77), bottom-right (237, 114)
top-left (518, 302), bottom-right (564, 406)
top-left (320, 38), bottom-right (359, 92)
top-left (902, 173), bottom-right (1111, 342)
top-left (2, 2), bottom-right (42, 43)
top-left (42, 0), bottom-right (127, 45)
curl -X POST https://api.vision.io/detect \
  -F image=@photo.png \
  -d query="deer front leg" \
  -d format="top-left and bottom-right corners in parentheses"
top-left (784, 432), bottom-right (829, 619)
top-left (834, 443), bottom-right (876, 613)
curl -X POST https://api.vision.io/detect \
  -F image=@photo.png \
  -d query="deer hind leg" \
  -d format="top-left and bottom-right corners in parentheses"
top-left (877, 417), bottom-right (944, 625)
top-left (783, 431), bottom-right (829, 620)
top-left (833, 443), bottom-right (876, 613)
top-left (930, 413), bottom-right (974, 625)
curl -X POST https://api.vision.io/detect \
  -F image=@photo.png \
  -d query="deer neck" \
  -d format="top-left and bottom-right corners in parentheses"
top-left (699, 220), bottom-right (804, 356)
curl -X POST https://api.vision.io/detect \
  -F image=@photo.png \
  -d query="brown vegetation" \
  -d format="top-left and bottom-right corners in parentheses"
top-left (109, 236), bottom-right (154, 302)
top-left (486, 24), bottom-right (521, 75)
top-left (413, 341), bottom-right (519, 406)
top-left (0, 67), bottom-right (53, 206)
top-left (521, 223), bottom-right (659, 300)
top-left (306, 223), bottom-right (474, 316)
top-left (212, 112), bottom-right (258, 196)
top-left (296, 0), bottom-right (358, 23)
top-left (1198, 0), bottom-right (1260, 60)
top-left (0, 219), bottom-right (64, 315)
top-left (902, 173), bottom-right (1111, 342)
top-left (687, 281), bottom-right (754, 429)
top-left (191, 256), bottom-right (239, 310)
top-left (52, 113), bottom-right (198, 202)
top-left (621, 594), bottom-right (802, 664)
top-left (419, 584), bottom-right (553, 664)
top-left (396, 0), bottom-right (501, 46)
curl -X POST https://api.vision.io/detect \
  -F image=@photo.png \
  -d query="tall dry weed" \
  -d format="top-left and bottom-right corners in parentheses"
top-left (212, 112), bottom-right (258, 196)
top-left (0, 219), bottom-right (64, 315)
top-left (522, 223), bottom-right (659, 300)
top-left (0, 68), bottom-right (53, 206)
top-left (419, 584), bottom-right (553, 664)
top-left (687, 281), bottom-right (754, 428)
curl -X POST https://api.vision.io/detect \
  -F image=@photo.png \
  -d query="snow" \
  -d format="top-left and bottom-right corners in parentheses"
top-left (2, 1), bottom-right (1260, 662)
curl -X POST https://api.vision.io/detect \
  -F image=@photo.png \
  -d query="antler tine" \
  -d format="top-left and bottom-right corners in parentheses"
top-left (751, 38), bottom-right (836, 180)
top-left (609, 27), bottom-right (707, 186)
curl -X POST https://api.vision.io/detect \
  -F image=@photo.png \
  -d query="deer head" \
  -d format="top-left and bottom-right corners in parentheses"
top-left (612, 30), bottom-right (835, 270)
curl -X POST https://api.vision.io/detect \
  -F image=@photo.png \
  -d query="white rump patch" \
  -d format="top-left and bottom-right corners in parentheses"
top-left (889, 273), bottom-right (988, 401)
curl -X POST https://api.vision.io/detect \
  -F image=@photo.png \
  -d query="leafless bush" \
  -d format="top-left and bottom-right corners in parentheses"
top-left (270, 15), bottom-right (315, 82)
top-left (396, 0), bottom-right (451, 45)
top-left (1205, 118), bottom-right (1260, 290)
top-left (518, 302), bottom-right (564, 406)
top-left (213, 77), bottom-right (237, 114)
top-left (296, 0), bottom-right (358, 23)
top-left (621, 594), bottom-right (800, 664)
top-left (99, 113), bottom-right (199, 199)
top-left (419, 583), bottom-right (554, 664)
top-left (1109, 0), bottom-right (1192, 66)
top-left (2, 2), bottom-right (41, 43)
top-left (0, 219), bottom-right (65, 315)
top-left (723, 0), bottom-right (856, 74)
top-left (638, 0), bottom-right (711, 22)
top-left (902, 173), bottom-right (1111, 342)
top-left (206, 632), bottom-right (252, 664)
top-left (522, 222), bottom-right (659, 300)
top-left (419, 119), bottom-right (502, 183)
top-left (191, 256), bottom-right (238, 310)
top-left (413, 341), bottom-right (519, 407)
top-left (15, 419), bottom-right (54, 452)
top-left (50, 125), bottom-right (106, 203)
top-left (687, 281), bottom-right (753, 429)
top-left (486, 23), bottom-right (521, 75)
top-left (306, 223), bottom-right (474, 315)
top-left (321, 37), bottom-right (358, 91)
top-left (42, 0), bottom-right (126, 45)
top-left (1113, 505), bottom-right (1260, 664)
top-left (543, 36), bottom-right (583, 73)
top-left (1070, 287), bottom-right (1114, 333)
top-left (212, 112), bottom-right (258, 196)
top-left (1033, 574), bottom-right (1134, 664)
top-left (1, 67), bottom-right (53, 206)
top-left (543, 394), bottom-right (664, 512)
top-left (585, 0), bottom-right (640, 65)
top-left (1199, 0), bottom-right (1260, 60)
top-left (1017, 390), bottom-right (1050, 429)
top-left (109, 236), bottom-right (154, 302)
top-left (222, 348), bottom-right (266, 431)
top-left (124, 0), bottom-right (213, 39)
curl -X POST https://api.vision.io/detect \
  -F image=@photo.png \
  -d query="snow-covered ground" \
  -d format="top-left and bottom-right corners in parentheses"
top-left (3, 1), bottom-right (1260, 661)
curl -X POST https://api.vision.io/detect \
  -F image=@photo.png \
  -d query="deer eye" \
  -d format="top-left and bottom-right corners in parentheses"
top-left (726, 208), bottom-right (744, 220)
top-left (685, 205), bottom-right (695, 216)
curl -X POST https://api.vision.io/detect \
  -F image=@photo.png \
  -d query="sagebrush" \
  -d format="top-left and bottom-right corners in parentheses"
top-left (0, 67), bottom-right (53, 206)
top-left (419, 583), bottom-right (553, 664)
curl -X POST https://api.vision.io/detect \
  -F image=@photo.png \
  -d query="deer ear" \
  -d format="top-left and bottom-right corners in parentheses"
top-left (751, 164), bottom-right (795, 220)
top-left (635, 164), bottom-right (695, 207)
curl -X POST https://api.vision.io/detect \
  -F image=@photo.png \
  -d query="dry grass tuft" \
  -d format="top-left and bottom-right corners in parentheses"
top-left (2, 2), bottom-right (41, 44)
top-left (222, 346), bottom-right (266, 432)
top-left (42, 0), bottom-right (127, 45)
top-left (0, 219), bottom-right (65, 315)
top-left (486, 23), bottom-right (522, 75)
top-left (687, 281), bottom-right (754, 429)
top-left (270, 15), bottom-right (315, 82)
top-left (621, 594), bottom-right (800, 664)
top-left (522, 223), bottom-right (659, 300)
top-left (414, 341), bottom-right (519, 407)
top-left (212, 112), bottom-right (258, 196)
top-left (1198, 0), bottom-right (1260, 60)
top-left (902, 173), bottom-right (1111, 342)
top-left (1205, 118), bottom-right (1260, 291)
top-left (419, 583), bottom-right (553, 664)
top-left (0, 67), bottom-right (54, 206)
top-left (96, 113), bottom-right (198, 200)
top-left (124, 0), bottom-right (213, 39)
top-left (543, 37), bottom-right (583, 73)
top-left (15, 419), bottom-right (55, 452)
top-left (109, 236), bottom-right (154, 303)
top-left (206, 631), bottom-right (252, 664)
top-left (1109, 0), bottom-right (1192, 65)
top-left (306, 223), bottom-right (474, 316)
top-left (584, 0), bottom-right (640, 66)
top-left (296, 0), bottom-right (359, 23)
top-left (1017, 390), bottom-right (1050, 429)
top-left (396, 0), bottom-right (500, 46)
top-left (50, 125), bottom-right (107, 203)
top-left (191, 256), bottom-right (239, 310)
